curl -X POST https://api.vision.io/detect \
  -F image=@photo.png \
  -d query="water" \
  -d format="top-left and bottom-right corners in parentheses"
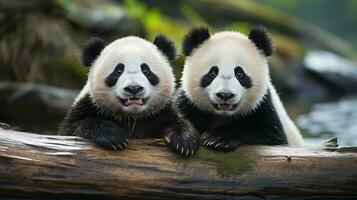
top-left (304, 50), bottom-right (357, 78)
top-left (297, 96), bottom-right (357, 146)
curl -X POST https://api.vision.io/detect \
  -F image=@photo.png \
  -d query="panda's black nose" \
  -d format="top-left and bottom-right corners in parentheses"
top-left (216, 92), bottom-right (235, 101)
top-left (124, 85), bottom-right (144, 95)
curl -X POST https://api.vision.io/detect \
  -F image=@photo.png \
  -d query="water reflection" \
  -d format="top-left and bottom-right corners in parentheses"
top-left (297, 97), bottom-right (357, 146)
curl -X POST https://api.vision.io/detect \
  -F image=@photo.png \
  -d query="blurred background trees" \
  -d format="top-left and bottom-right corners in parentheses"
top-left (1, 0), bottom-right (357, 145)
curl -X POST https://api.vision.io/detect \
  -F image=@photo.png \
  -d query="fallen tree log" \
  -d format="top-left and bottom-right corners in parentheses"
top-left (0, 127), bottom-right (356, 199)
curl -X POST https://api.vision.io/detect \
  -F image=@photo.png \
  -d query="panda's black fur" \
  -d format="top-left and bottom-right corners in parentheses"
top-left (81, 37), bottom-right (105, 67)
top-left (59, 35), bottom-right (199, 157)
top-left (153, 35), bottom-right (176, 61)
top-left (61, 94), bottom-right (198, 151)
top-left (175, 26), bottom-right (294, 151)
top-left (175, 89), bottom-right (287, 151)
top-left (183, 27), bottom-right (210, 57)
top-left (248, 26), bottom-right (274, 56)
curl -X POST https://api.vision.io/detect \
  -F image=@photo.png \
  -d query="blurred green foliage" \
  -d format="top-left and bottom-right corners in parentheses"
top-left (2, 0), bottom-right (357, 138)
top-left (124, 0), bottom-right (188, 47)
top-left (1, 0), bottom-right (356, 87)
top-left (255, 0), bottom-right (357, 46)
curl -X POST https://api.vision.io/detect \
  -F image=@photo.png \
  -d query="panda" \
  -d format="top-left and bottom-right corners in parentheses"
top-left (59, 35), bottom-right (199, 157)
top-left (175, 26), bottom-right (304, 151)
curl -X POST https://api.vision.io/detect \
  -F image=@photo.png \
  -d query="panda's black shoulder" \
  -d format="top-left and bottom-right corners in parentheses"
top-left (71, 94), bottom-right (105, 119)
top-left (232, 90), bottom-right (284, 134)
top-left (174, 88), bottom-right (212, 133)
top-left (230, 90), bottom-right (287, 144)
top-left (59, 94), bottom-right (108, 134)
top-left (174, 88), bottom-right (197, 115)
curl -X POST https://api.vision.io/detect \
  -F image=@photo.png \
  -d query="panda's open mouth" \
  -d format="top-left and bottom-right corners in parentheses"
top-left (213, 103), bottom-right (238, 111)
top-left (119, 97), bottom-right (147, 106)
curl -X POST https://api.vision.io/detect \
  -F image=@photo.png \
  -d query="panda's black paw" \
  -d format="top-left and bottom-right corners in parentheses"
top-left (202, 132), bottom-right (241, 151)
top-left (79, 120), bottom-right (128, 151)
top-left (165, 131), bottom-right (199, 157)
top-left (93, 133), bottom-right (128, 151)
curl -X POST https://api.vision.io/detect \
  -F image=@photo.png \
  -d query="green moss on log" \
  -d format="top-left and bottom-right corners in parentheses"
top-left (198, 147), bottom-right (259, 178)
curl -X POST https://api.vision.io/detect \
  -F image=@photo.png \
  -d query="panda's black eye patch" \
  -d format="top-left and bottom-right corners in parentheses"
top-left (105, 63), bottom-right (124, 87)
top-left (200, 66), bottom-right (219, 88)
top-left (142, 68), bottom-right (150, 76)
top-left (234, 66), bottom-right (252, 88)
top-left (114, 63), bottom-right (124, 75)
top-left (236, 71), bottom-right (244, 79)
top-left (209, 70), bottom-right (217, 78)
top-left (141, 63), bottom-right (159, 86)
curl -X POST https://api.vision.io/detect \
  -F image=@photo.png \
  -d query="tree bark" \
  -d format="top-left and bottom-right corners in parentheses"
top-left (0, 127), bottom-right (356, 199)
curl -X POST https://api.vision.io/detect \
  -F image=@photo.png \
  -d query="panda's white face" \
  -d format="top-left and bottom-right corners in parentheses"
top-left (88, 37), bottom-right (175, 117)
top-left (182, 32), bottom-right (270, 115)
top-left (203, 65), bottom-right (248, 115)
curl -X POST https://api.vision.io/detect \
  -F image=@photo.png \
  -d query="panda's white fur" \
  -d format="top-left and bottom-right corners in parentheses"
top-left (269, 83), bottom-right (304, 145)
top-left (76, 36), bottom-right (176, 118)
top-left (182, 32), bottom-right (269, 115)
top-left (181, 31), bottom-right (303, 145)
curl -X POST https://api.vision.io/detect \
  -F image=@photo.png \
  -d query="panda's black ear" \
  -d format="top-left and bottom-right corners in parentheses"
top-left (81, 37), bottom-right (105, 67)
top-left (248, 26), bottom-right (273, 57)
top-left (153, 35), bottom-right (176, 61)
top-left (182, 27), bottom-right (210, 56)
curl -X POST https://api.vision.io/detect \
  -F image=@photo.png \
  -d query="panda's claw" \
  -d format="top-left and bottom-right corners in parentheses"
top-left (204, 141), bottom-right (208, 146)
top-left (166, 130), bottom-right (199, 157)
top-left (201, 131), bottom-right (241, 151)
top-left (93, 131), bottom-right (128, 151)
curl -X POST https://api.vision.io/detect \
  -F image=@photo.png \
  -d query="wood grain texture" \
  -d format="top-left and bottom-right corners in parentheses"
top-left (0, 127), bottom-right (357, 199)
